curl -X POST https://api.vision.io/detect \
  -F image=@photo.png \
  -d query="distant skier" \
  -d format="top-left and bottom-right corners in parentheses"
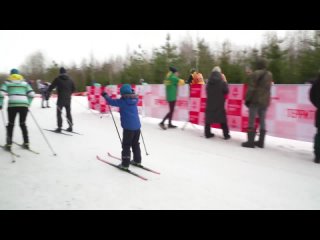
top-left (47, 67), bottom-right (76, 133)
top-left (309, 72), bottom-right (320, 163)
top-left (0, 69), bottom-right (35, 151)
top-left (139, 78), bottom-right (148, 85)
top-left (37, 79), bottom-right (51, 108)
top-left (102, 84), bottom-right (142, 170)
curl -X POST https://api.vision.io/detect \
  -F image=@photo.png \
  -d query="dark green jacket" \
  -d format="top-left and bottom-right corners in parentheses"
top-left (164, 72), bottom-right (180, 102)
top-left (246, 69), bottom-right (273, 108)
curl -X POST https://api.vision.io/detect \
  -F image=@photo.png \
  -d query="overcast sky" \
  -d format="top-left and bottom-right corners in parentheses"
top-left (0, 30), bottom-right (295, 73)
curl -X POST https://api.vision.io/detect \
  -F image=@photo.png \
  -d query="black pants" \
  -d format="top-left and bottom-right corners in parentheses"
top-left (7, 107), bottom-right (29, 144)
top-left (205, 122), bottom-right (229, 138)
top-left (57, 102), bottom-right (73, 129)
top-left (122, 129), bottom-right (141, 167)
top-left (41, 90), bottom-right (50, 107)
top-left (161, 101), bottom-right (176, 125)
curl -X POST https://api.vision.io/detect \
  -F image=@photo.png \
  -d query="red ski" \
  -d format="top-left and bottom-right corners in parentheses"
top-left (107, 152), bottom-right (160, 175)
top-left (96, 156), bottom-right (147, 181)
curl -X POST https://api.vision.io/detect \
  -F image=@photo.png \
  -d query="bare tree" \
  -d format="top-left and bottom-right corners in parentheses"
top-left (20, 51), bottom-right (46, 80)
top-left (179, 35), bottom-right (195, 66)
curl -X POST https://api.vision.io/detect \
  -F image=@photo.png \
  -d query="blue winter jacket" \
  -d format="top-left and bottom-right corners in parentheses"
top-left (103, 94), bottom-right (141, 131)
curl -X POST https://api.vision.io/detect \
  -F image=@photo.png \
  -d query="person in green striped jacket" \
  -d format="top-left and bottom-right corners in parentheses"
top-left (0, 69), bottom-right (35, 151)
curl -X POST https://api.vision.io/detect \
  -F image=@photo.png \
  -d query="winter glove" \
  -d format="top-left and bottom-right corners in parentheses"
top-left (101, 91), bottom-right (108, 98)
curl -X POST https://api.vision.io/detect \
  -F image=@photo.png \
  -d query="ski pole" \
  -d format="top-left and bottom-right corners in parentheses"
top-left (140, 130), bottom-right (149, 156)
top-left (73, 96), bottom-right (104, 118)
top-left (28, 109), bottom-right (57, 156)
top-left (0, 108), bottom-right (6, 129)
top-left (106, 102), bottom-right (122, 146)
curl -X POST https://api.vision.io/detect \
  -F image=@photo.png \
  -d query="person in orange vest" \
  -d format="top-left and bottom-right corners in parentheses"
top-left (186, 68), bottom-right (205, 85)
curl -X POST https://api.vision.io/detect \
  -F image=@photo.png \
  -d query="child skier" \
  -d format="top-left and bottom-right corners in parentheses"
top-left (102, 84), bottom-right (142, 170)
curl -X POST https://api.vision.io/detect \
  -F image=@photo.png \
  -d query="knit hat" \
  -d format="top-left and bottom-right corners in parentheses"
top-left (120, 84), bottom-right (133, 95)
top-left (60, 67), bottom-right (67, 74)
top-left (10, 69), bottom-right (19, 75)
top-left (169, 66), bottom-right (177, 73)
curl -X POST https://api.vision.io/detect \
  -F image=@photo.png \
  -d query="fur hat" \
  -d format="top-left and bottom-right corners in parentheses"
top-left (212, 66), bottom-right (221, 73)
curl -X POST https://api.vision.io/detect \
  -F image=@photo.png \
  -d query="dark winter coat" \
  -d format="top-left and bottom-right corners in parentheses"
top-left (103, 94), bottom-right (141, 131)
top-left (205, 71), bottom-right (229, 124)
top-left (186, 74), bottom-right (193, 85)
top-left (48, 74), bottom-right (76, 105)
top-left (245, 69), bottom-right (273, 109)
top-left (310, 77), bottom-right (320, 128)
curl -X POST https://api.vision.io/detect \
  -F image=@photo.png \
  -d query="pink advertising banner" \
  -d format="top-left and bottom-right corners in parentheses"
top-left (87, 84), bottom-right (144, 114)
top-left (143, 84), bottom-right (189, 121)
top-left (87, 84), bottom-right (316, 142)
top-left (188, 84), bottom-right (316, 142)
top-left (266, 85), bottom-right (316, 142)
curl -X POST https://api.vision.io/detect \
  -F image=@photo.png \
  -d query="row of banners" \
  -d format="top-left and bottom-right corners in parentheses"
top-left (87, 84), bottom-right (316, 142)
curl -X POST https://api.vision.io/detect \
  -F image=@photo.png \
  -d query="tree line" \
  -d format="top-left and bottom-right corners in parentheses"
top-left (1, 30), bottom-right (319, 92)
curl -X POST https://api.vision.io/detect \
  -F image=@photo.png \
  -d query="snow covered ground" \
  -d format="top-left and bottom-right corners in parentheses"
top-left (0, 97), bottom-right (319, 210)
